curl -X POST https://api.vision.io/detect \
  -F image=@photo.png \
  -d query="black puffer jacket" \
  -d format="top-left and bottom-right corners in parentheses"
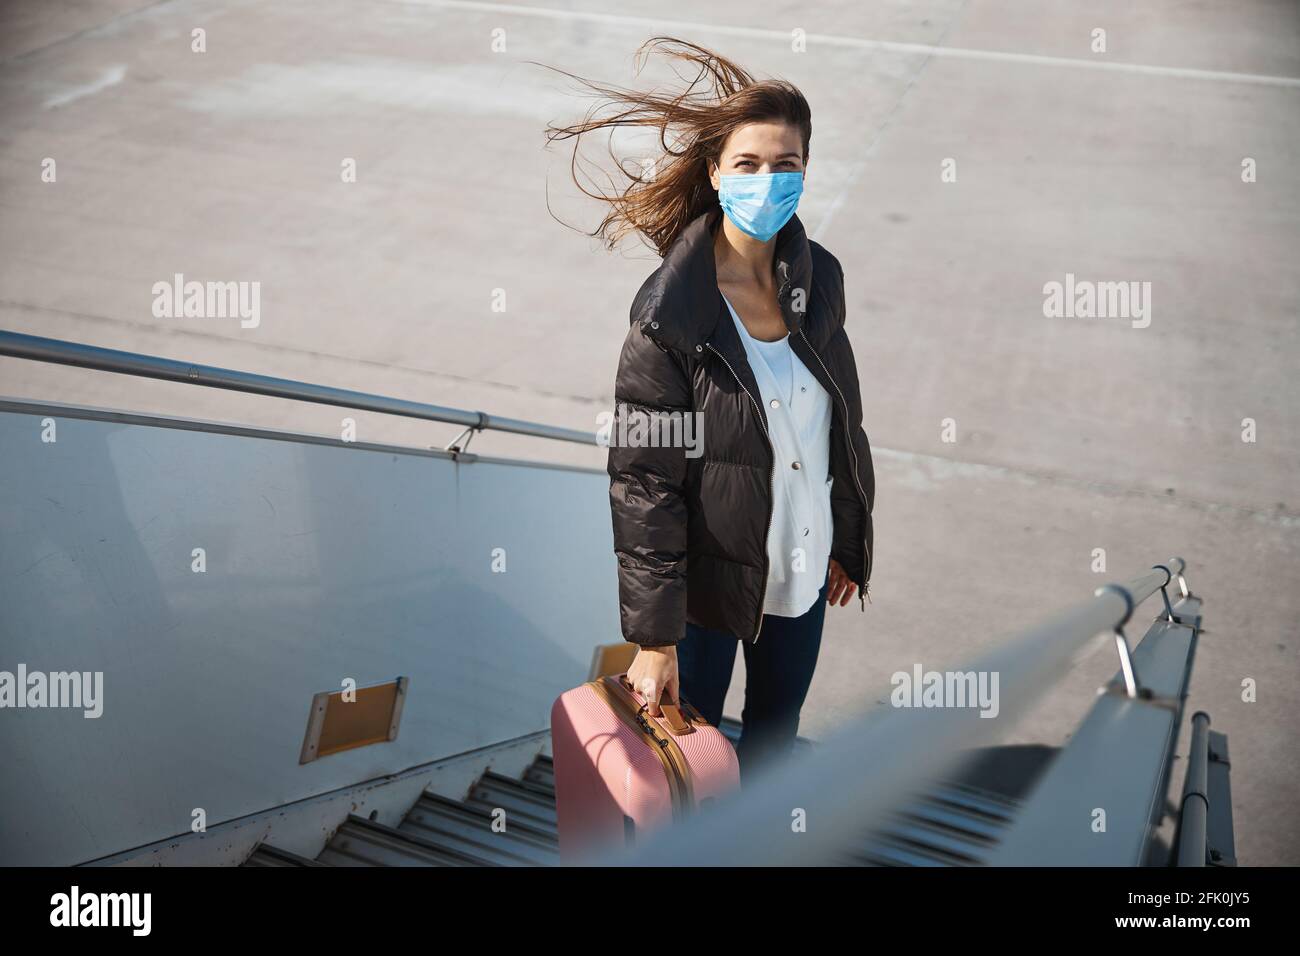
top-left (608, 206), bottom-right (874, 646)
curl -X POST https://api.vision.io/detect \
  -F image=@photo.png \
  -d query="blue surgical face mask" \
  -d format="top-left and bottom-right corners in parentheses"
top-left (717, 171), bottom-right (804, 242)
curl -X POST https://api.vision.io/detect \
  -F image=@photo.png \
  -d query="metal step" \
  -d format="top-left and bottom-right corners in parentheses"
top-left (901, 797), bottom-right (1009, 841)
top-left (523, 758), bottom-right (555, 790)
top-left (854, 832), bottom-right (980, 867)
top-left (478, 769), bottom-right (559, 802)
top-left (866, 817), bottom-right (993, 864)
top-left (243, 843), bottom-right (331, 867)
top-left (293, 736), bottom-right (1021, 866)
top-left (399, 793), bottom-right (558, 866)
top-left (464, 772), bottom-right (559, 836)
top-left (926, 783), bottom-right (1018, 822)
top-left (316, 815), bottom-right (487, 867)
top-left (303, 755), bottom-right (561, 866)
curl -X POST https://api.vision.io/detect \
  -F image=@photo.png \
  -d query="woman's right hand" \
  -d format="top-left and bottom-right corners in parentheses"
top-left (626, 645), bottom-right (679, 717)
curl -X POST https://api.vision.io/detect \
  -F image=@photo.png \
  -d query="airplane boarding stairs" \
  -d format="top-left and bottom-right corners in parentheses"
top-left (0, 335), bottom-right (1235, 868)
top-left (242, 720), bottom-right (1035, 867)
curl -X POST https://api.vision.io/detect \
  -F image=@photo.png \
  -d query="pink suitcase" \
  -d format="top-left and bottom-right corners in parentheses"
top-left (550, 674), bottom-right (740, 859)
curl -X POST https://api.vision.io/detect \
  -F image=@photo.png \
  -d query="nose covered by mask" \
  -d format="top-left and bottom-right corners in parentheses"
top-left (717, 171), bottom-right (804, 242)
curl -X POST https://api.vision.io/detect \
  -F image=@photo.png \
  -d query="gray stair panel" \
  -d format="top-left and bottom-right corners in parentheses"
top-left (873, 818), bottom-right (991, 863)
top-left (414, 791), bottom-right (559, 846)
top-left (306, 740), bottom-right (1019, 867)
top-left (853, 835), bottom-right (976, 867)
top-left (523, 763), bottom-right (555, 790)
top-left (902, 800), bottom-right (1009, 841)
top-left (243, 844), bottom-right (330, 867)
top-left (925, 784), bottom-right (1018, 821)
top-left (317, 816), bottom-right (485, 867)
top-left (400, 797), bottom-right (558, 865)
top-left (466, 775), bottom-right (559, 834)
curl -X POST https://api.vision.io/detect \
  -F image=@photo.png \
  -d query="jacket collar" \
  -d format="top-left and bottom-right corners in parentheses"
top-left (632, 206), bottom-right (815, 354)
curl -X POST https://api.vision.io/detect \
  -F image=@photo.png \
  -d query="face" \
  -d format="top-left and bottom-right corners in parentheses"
top-left (708, 121), bottom-right (806, 187)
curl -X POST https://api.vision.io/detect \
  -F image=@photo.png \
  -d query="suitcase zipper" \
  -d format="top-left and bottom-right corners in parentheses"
top-left (797, 329), bottom-right (872, 609)
top-left (590, 677), bottom-right (696, 820)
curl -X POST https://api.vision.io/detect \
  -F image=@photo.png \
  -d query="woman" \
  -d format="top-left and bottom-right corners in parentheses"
top-left (547, 38), bottom-right (875, 780)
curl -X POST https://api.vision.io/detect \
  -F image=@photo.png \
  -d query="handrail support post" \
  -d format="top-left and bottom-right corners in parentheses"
top-left (1151, 563), bottom-right (1179, 621)
top-left (1113, 624), bottom-right (1142, 698)
top-left (1095, 581), bottom-right (1145, 698)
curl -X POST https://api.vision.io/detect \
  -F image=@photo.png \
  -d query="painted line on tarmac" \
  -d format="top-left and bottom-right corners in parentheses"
top-left (393, 0), bottom-right (1300, 89)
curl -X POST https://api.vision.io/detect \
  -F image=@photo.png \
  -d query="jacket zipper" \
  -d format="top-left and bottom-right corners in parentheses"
top-left (705, 343), bottom-right (774, 642)
top-left (798, 329), bottom-right (872, 610)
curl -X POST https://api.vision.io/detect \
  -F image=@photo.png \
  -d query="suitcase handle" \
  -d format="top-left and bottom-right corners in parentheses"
top-left (617, 675), bottom-right (695, 736)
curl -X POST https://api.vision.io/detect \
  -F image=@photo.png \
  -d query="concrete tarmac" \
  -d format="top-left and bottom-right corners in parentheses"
top-left (1, 0), bottom-right (1297, 863)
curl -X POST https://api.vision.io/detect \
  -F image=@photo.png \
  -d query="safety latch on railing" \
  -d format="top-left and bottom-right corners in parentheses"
top-left (444, 412), bottom-right (488, 459)
top-left (1153, 560), bottom-right (1193, 621)
top-left (1153, 564), bottom-right (1178, 622)
top-left (1095, 560), bottom-right (1191, 700)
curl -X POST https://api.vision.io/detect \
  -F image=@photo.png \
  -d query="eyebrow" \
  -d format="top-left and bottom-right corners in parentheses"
top-left (731, 152), bottom-right (802, 161)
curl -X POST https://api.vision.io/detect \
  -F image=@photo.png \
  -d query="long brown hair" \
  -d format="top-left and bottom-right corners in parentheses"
top-left (538, 37), bottom-right (812, 257)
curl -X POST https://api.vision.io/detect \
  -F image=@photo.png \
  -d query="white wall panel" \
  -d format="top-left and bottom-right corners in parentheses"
top-left (0, 403), bottom-right (618, 864)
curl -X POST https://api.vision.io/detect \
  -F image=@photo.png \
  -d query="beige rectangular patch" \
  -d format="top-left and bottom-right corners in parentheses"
top-left (587, 642), bottom-right (637, 681)
top-left (300, 677), bottom-right (408, 764)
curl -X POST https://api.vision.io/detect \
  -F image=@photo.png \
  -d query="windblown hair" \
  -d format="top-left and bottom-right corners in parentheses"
top-left (539, 37), bottom-right (812, 257)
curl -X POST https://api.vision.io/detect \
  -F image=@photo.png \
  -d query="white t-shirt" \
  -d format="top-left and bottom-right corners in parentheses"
top-left (722, 293), bottom-right (834, 618)
top-left (749, 335), bottom-right (795, 405)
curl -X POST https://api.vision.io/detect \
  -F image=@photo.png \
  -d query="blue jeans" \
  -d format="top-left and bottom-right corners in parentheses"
top-left (677, 580), bottom-right (828, 782)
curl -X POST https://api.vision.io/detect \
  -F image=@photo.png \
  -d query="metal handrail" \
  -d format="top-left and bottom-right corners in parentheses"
top-left (1176, 711), bottom-right (1212, 866)
top-left (0, 331), bottom-right (599, 447)
top-left (986, 588), bottom-right (1201, 865)
top-left (606, 558), bottom-right (1189, 867)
